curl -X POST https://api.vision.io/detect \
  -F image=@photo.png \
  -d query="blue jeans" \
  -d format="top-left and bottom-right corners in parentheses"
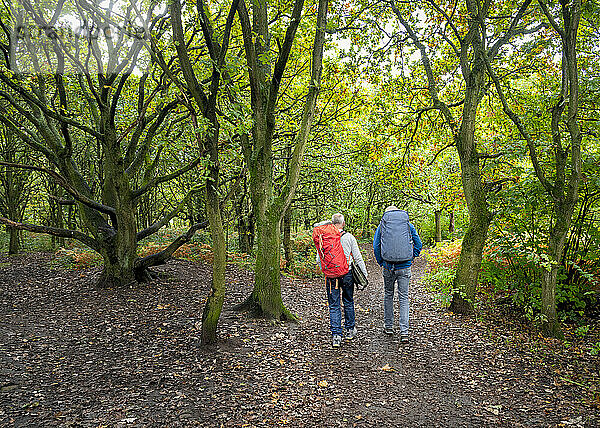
top-left (383, 267), bottom-right (411, 335)
top-left (326, 270), bottom-right (355, 336)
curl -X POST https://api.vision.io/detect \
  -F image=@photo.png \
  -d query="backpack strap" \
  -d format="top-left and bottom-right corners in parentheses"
top-left (339, 230), bottom-right (353, 265)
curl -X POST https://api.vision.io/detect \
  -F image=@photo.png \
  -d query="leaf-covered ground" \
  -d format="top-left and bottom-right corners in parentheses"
top-left (1, 250), bottom-right (598, 427)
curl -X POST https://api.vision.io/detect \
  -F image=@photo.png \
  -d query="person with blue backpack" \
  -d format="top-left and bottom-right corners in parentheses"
top-left (373, 206), bottom-right (423, 343)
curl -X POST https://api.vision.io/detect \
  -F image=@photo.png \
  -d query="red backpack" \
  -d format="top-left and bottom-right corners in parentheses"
top-left (313, 222), bottom-right (349, 278)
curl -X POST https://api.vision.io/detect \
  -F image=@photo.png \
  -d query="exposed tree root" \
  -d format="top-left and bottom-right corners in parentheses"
top-left (448, 294), bottom-right (474, 315)
top-left (232, 295), bottom-right (298, 322)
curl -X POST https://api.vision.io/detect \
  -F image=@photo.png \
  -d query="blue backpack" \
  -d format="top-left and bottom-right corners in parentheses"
top-left (380, 210), bottom-right (414, 263)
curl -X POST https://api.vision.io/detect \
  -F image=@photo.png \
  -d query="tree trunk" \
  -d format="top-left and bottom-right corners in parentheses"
top-left (98, 121), bottom-right (138, 288)
top-left (99, 255), bottom-right (137, 287)
top-left (201, 175), bottom-right (226, 344)
top-left (4, 154), bottom-right (24, 254)
top-left (541, 215), bottom-right (568, 339)
top-left (235, 143), bottom-right (295, 319)
top-left (242, 208), bottom-right (295, 319)
top-left (7, 226), bottom-right (19, 255)
top-left (449, 54), bottom-right (492, 314)
top-left (235, 0), bottom-right (328, 320)
top-left (434, 210), bottom-right (442, 243)
top-left (282, 206), bottom-right (294, 271)
top-left (448, 210), bottom-right (455, 234)
top-left (449, 150), bottom-right (492, 314)
top-left (235, 188), bottom-right (254, 254)
top-left (449, 212), bottom-right (490, 314)
top-left (98, 191), bottom-right (138, 287)
top-left (391, 2), bottom-right (495, 315)
top-left (49, 193), bottom-right (65, 248)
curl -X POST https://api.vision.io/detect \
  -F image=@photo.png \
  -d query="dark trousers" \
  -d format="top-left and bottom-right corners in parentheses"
top-left (326, 270), bottom-right (355, 336)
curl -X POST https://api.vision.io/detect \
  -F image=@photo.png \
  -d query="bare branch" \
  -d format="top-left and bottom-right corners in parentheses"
top-left (135, 221), bottom-right (208, 270)
top-left (137, 186), bottom-right (203, 241)
top-left (0, 216), bottom-right (101, 252)
top-left (48, 195), bottom-right (76, 205)
top-left (478, 152), bottom-right (505, 159)
top-left (0, 161), bottom-right (117, 224)
top-left (481, 47), bottom-right (554, 195)
top-left (131, 154), bottom-right (205, 199)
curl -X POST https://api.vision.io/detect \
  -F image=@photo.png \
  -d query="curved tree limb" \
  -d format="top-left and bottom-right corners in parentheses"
top-left (481, 47), bottom-right (554, 196)
top-left (135, 220), bottom-right (208, 271)
top-left (137, 186), bottom-right (203, 242)
top-left (131, 154), bottom-right (205, 200)
top-left (390, 0), bottom-right (459, 136)
top-left (170, 0), bottom-right (209, 114)
top-left (273, 0), bottom-right (329, 217)
top-left (0, 115), bottom-right (60, 165)
top-left (124, 99), bottom-right (179, 176)
top-left (0, 74), bottom-right (102, 139)
top-left (0, 217), bottom-right (101, 252)
top-left (487, 0), bottom-right (535, 58)
top-left (267, 0), bottom-right (305, 116)
top-left (0, 161), bottom-right (118, 225)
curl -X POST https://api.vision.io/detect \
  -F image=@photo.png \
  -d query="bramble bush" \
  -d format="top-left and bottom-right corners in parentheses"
top-left (54, 247), bottom-right (102, 270)
top-left (423, 239), bottom-right (462, 307)
top-left (423, 233), bottom-right (599, 325)
top-left (282, 231), bottom-right (321, 278)
top-left (479, 228), bottom-right (598, 323)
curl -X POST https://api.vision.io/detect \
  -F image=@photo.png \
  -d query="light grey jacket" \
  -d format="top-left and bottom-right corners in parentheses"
top-left (316, 230), bottom-right (368, 278)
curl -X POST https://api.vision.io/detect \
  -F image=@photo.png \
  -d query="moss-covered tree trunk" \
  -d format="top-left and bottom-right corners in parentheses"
top-left (201, 167), bottom-right (226, 343)
top-left (241, 114), bottom-right (294, 319)
top-left (169, 0), bottom-right (239, 344)
top-left (98, 118), bottom-right (138, 288)
top-left (449, 130), bottom-right (492, 312)
top-left (282, 202), bottom-right (294, 271)
top-left (391, 1), bottom-right (499, 315)
top-left (248, 209), bottom-right (294, 319)
top-left (538, 0), bottom-right (581, 338)
top-left (541, 208), bottom-right (570, 338)
top-left (235, 182), bottom-right (254, 254)
top-left (434, 210), bottom-right (442, 243)
top-left (6, 169), bottom-right (21, 254)
top-left (489, 0), bottom-right (582, 338)
top-left (448, 52), bottom-right (492, 314)
top-left (7, 226), bottom-right (19, 255)
top-left (235, 0), bottom-right (328, 320)
top-left (1, 139), bottom-right (27, 255)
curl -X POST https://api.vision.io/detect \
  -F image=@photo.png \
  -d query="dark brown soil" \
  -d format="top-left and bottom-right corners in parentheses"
top-left (1, 250), bottom-right (598, 427)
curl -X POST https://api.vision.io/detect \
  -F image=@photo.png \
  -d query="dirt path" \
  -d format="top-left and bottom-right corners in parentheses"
top-left (0, 250), bottom-right (598, 427)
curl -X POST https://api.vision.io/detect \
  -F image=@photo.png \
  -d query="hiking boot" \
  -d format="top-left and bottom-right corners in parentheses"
top-left (384, 326), bottom-right (394, 335)
top-left (332, 335), bottom-right (342, 348)
top-left (400, 334), bottom-right (409, 344)
top-left (345, 327), bottom-right (357, 340)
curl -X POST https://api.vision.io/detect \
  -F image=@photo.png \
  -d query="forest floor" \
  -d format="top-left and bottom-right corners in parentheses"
top-left (1, 248), bottom-right (599, 427)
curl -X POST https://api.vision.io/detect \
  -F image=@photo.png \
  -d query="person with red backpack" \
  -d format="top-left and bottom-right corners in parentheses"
top-left (314, 213), bottom-right (368, 348)
top-left (373, 206), bottom-right (422, 343)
